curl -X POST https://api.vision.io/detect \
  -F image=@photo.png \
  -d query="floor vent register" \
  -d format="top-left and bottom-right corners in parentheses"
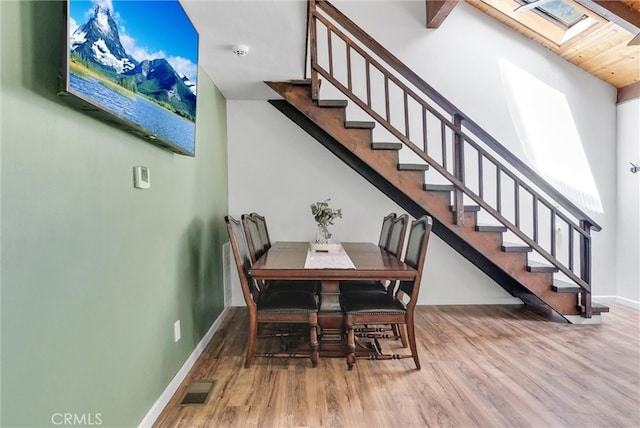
top-left (178, 380), bottom-right (215, 406)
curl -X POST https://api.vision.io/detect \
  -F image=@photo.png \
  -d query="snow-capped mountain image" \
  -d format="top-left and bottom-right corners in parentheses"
top-left (71, 6), bottom-right (137, 74)
top-left (124, 58), bottom-right (196, 120)
top-left (69, 2), bottom-right (197, 124)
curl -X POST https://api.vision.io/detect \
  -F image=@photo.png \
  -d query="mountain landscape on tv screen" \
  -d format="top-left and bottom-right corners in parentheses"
top-left (70, 5), bottom-right (196, 122)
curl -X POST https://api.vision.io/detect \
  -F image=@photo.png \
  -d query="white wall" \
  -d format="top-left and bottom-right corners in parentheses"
top-left (227, 101), bottom-right (518, 306)
top-left (616, 98), bottom-right (640, 307)
top-left (227, 0), bottom-right (623, 306)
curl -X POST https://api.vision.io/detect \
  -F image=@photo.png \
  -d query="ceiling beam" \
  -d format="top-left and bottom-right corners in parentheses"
top-left (426, 0), bottom-right (459, 28)
top-left (575, 0), bottom-right (640, 33)
top-left (617, 81), bottom-right (640, 103)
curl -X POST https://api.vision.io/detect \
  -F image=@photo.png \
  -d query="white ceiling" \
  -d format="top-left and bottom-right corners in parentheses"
top-left (180, 0), bottom-right (308, 100)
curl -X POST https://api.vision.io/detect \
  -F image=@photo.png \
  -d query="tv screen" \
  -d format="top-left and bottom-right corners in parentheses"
top-left (60, 0), bottom-right (199, 156)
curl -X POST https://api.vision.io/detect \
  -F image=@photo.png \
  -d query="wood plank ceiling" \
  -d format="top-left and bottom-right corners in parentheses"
top-left (427, 0), bottom-right (640, 102)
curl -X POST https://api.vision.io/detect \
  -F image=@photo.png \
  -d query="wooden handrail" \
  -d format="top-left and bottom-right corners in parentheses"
top-left (311, 7), bottom-right (591, 240)
top-left (313, 0), bottom-right (601, 233)
top-left (306, 0), bottom-right (599, 305)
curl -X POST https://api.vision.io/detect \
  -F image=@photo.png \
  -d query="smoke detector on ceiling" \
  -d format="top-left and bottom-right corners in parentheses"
top-left (232, 44), bottom-right (249, 57)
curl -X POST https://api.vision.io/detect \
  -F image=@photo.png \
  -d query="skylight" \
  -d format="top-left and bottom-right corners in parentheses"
top-left (524, 0), bottom-right (587, 28)
top-left (507, 0), bottom-right (600, 45)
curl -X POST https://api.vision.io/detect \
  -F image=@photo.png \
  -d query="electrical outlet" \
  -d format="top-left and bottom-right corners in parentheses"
top-left (174, 320), bottom-right (181, 342)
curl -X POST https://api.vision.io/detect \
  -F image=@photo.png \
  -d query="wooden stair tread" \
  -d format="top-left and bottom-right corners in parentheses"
top-left (526, 261), bottom-right (559, 273)
top-left (475, 224), bottom-right (507, 233)
top-left (423, 184), bottom-right (455, 192)
top-left (501, 242), bottom-right (532, 253)
top-left (552, 279), bottom-right (582, 293)
top-left (289, 79), bottom-right (312, 86)
top-left (450, 204), bottom-right (480, 212)
top-left (582, 303), bottom-right (609, 315)
top-left (345, 120), bottom-right (375, 129)
top-left (317, 99), bottom-right (348, 108)
top-left (398, 163), bottom-right (429, 171)
top-left (372, 142), bottom-right (403, 150)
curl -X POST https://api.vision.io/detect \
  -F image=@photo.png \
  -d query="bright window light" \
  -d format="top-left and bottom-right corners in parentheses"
top-left (518, 0), bottom-right (587, 28)
top-left (534, 0), bottom-right (586, 27)
top-left (560, 16), bottom-right (596, 44)
top-left (500, 60), bottom-right (603, 214)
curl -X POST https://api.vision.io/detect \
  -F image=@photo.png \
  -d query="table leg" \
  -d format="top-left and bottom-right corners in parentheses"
top-left (316, 280), bottom-right (346, 356)
top-left (315, 280), bottom-right (387, 358)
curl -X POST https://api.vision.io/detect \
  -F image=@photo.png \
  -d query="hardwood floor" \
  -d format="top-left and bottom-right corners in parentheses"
top-left (154, 304), bottom-right (640, 427)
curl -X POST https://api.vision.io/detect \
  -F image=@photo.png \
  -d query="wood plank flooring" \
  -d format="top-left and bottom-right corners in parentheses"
top-left (154, 304), bottom-right (640, 427)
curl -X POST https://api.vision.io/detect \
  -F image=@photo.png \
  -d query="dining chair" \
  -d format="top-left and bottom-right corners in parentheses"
top-left (242, 213), bottom-right (318, 294)
top-left (249, 212), bottom-right (271, 254)
top-left (385, 214), bottom-right (409, 258)
top-left (341, 215), bottom-right (433, 370)
top-left (378, 213), bottom-right (396, 248)
top-left (225, 215), bottom-right (319, 368)
top-left (242, 214), bottom-right (266, 264)
top-left (340, 213), bottom-right (409, 297)
top-left (380, 213), bottom-right (409, 296)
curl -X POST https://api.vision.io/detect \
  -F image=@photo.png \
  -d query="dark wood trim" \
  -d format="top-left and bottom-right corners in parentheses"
top-left (304, 0), bottom-right (312, 79)
top-left (617, 81), bottom-right (640, 104)
top-left (426, 0), bottom-right (459, 29)
top-left (576, 0), bottom-right (640, 31)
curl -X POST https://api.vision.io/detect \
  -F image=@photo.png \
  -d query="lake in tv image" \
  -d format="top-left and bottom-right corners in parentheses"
top-left (67, 0), bottom-right (199, 155)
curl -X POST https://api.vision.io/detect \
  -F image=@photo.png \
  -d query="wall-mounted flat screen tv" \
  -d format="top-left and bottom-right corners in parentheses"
top-left (60, 0), bottom-right (199, 156)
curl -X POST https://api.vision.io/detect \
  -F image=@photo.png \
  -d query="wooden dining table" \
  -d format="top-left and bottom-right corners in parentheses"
top-left (249, 241), bottom-right (417, 356)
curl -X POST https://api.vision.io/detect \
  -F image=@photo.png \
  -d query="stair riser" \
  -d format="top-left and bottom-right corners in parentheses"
top-left (458, 211), bottom-right (478, 227)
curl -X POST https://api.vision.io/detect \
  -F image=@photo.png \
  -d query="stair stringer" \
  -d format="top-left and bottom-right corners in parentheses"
top-left (266, 81), bottom-right (581, 319)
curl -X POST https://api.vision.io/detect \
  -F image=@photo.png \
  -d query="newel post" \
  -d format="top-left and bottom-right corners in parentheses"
top-left (580, 220), bottom-right (592, 318)
top-left (308, 0), bottom-right (320, 101)
top-left (453, 114), bottom-right (465, 225)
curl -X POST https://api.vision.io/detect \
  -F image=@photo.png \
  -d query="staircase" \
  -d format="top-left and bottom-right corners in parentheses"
top-left (266, 0), bottom-right (608, 322)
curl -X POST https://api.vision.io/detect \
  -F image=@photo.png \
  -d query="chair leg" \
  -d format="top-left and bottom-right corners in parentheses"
top-left (405, 316), bottom-right (421, 370)
top-left (398, 323), bottom-right (408, 348)
top-left (309, 315), bottom-right (319, 367)
top-left (245, 317), bottom-right (257, 368)
top-left (346, 320), bottom-right (356, 370)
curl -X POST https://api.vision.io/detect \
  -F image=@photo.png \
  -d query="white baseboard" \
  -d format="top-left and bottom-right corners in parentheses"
top-left (138, 307), bottom-right (229, 427)
top-left (594, 295), bottom-right (640, 310)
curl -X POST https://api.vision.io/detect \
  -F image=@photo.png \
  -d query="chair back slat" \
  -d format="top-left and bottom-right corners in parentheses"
top-left (378, 213), bottom-right (396, 248)
top-left (386, 214), bottom-right (409, 257)
top-left (242, 214), bottom-right (266, 263)
top-left (226, 215), bottom-right (260, 307)
top-left (398, 216), bottom-right (433, 302)
top-left (250, 212), bottom-right (271, 253)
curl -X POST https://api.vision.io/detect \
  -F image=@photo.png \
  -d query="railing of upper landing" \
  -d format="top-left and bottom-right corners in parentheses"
top-left (305, 0), bottom-right (601, 316)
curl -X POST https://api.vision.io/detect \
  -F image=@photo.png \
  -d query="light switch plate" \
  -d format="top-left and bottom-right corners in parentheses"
top-left (133, 166), bottom-right (150, 189)
top-left (174, 320), bottom-right (181, 342)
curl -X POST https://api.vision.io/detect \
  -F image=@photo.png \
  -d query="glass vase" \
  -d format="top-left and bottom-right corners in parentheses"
top-left (315, 224), bottom-right (332, 244)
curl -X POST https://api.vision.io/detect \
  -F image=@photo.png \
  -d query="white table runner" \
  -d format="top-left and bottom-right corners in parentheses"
top-left (304, 247), bottom-right (356, 269)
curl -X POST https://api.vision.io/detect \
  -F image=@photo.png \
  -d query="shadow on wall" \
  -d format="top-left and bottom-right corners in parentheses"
top-left (25, 1), bottom-right (65, 101)
top-left (184, 217), bottom-right (225, 342)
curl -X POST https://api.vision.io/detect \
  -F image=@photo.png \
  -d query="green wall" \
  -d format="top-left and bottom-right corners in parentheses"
top-left (0, 1), bottom-right (228, 426)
